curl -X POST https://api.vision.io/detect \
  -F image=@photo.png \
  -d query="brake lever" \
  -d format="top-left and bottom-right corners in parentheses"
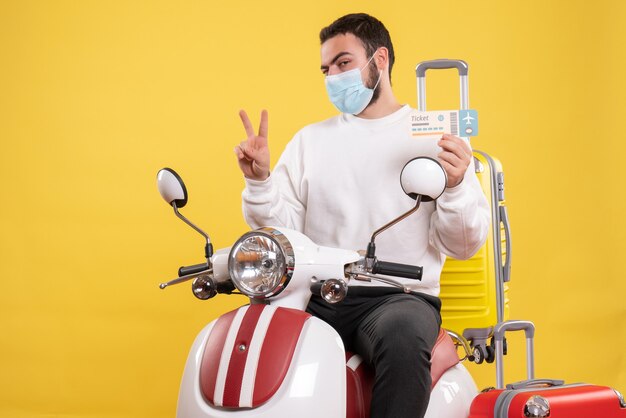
top-left (346, 270), bottom-right (411, 293)
top-left (159, 268), bottom-right (212, 289)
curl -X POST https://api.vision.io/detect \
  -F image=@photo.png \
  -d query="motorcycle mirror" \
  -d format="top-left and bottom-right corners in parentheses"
top-left (400, 157), bottom-right (447, 201)
top-left (366, 157), bottom-right (447, 263)
top-left (157, 168), bottom-right (188, 208)
top-left (156, 167), bottom-right (214, 283)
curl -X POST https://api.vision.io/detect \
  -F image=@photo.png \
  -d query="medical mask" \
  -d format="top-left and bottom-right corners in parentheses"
top-left (325, 54), bottom-right (382, 115)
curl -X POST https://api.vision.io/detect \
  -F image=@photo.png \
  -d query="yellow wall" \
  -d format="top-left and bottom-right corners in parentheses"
top-left (1, 1), bottom-right (624, 416)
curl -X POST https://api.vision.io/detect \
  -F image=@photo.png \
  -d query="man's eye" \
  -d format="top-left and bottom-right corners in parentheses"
top-left (338, 61), bottom-right (349, 67)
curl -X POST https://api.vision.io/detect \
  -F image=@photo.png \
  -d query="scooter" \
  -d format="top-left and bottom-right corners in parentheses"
top-left (156, 157), bottom-right (480, 418)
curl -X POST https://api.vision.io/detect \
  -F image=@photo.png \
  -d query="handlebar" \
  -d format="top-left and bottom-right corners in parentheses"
top-left (178, 262), bottom-right (210, 277)
top-left (372, 260), bottom-right (423, 280)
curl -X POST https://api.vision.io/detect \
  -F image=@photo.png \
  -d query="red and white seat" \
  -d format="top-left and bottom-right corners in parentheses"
top-left (345, 329), bottom-right (460, 418)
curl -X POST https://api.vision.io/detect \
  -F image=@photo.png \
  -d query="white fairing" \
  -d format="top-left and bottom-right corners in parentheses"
top-left (210, 227), bottom-right (360, 311)
top-left (210, 247), bottom-right (232, 283)
top-left (181, 226), bottom-right (478, 417)
top-left (424, 363), bottom-right (478, 418)
top-left (177, 315), bottom-right (346, 418)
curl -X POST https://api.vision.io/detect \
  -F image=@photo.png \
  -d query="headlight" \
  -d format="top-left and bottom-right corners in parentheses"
top-left (228, 228), bottom-right (294, 298)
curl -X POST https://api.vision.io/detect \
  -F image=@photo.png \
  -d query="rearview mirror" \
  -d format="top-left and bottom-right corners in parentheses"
top-left (400, 157), bottom-right (447, 201)
top-left (157, 168), bottom-right (188, 208)
top-left (156, 167), bottom-right (213, 285)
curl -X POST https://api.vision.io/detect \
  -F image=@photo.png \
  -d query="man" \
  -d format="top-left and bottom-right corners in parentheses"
top-left (234, 13), bottom-right (489, 418)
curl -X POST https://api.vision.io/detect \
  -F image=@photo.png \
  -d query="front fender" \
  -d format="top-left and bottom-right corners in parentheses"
top-left (177, 304), bottom-right (346, 418)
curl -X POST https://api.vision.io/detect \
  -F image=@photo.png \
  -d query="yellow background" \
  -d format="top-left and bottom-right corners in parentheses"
top-left (1, 1), bottom-right (625, 416)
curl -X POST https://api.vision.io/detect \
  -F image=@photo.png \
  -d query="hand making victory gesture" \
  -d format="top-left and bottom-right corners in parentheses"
top-left (235, 109), bottom-right (270, 181)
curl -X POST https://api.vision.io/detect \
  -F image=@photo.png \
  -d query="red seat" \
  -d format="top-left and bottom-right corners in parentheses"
top-left (345, 329), bottom-right (459, 418)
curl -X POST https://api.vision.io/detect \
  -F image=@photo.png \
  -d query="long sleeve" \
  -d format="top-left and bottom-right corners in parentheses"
top-left (242, 136), bottom-right (307, 231)
top-left (239, 106), bottom-right (490, 295)
top-left (428, 159), bottom-right (490, 260)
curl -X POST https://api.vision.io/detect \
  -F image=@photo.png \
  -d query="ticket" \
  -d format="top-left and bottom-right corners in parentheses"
top-left (410, 109), bottom-right (478, 137)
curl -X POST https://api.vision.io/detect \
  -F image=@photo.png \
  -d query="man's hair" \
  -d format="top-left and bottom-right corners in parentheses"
top-left (319, 13), bottom-right (395, 81)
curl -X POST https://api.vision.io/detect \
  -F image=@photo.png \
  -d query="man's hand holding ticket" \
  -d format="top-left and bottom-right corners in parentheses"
top-left (408, 109), bottom-right (478, 188)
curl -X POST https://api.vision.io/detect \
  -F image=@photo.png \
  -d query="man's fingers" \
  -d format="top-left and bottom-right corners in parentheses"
top-left (239, 110), bottom-right (255, 138)
top-left (438, 137), bottom-right (463, 156)
top-left (239, 141), bottom-right (254, 161)
top-left (438, 150), bottom-right (463, 167)
top-left (440, 134), bottom-right (471, 159)
top-left (239, 109), bottom-right (269, 139)
top-left (439, 159), bottom-right (454, 174)
top-left (439, 159), bottom-right (464, 188)
top-left (234, 146), bottom-right (246, 160)
top-left (439, 160), bottom-right (457, 184)
top-left (258, 109), bottom-right (268, 138)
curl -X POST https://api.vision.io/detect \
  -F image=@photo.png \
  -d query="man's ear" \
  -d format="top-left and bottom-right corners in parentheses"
top-left (374, 47), bottom-right (389, 70)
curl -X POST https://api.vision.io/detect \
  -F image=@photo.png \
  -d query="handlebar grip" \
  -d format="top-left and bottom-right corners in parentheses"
top-left (178, 262), bottom-right (209, 277)
top-left (372, 261), bottom-right (423, 280)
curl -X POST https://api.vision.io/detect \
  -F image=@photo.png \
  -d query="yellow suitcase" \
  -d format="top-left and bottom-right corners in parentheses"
top-left (416, 60), bottom-right (512, 364)
top-left (439, 150), bottom-right (510, 333)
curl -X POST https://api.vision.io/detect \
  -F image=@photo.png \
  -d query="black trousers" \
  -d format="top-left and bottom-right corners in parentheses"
top-left (306, 287), bottom-right (441, 418)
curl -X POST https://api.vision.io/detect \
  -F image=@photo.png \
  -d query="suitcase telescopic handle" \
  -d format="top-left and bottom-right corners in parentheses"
top-left (493, 320), bottom-right (536, 389)
top-left (415, 59), bottom-right (469, 111)
top-left (415, 59), bottom-right (469, 77)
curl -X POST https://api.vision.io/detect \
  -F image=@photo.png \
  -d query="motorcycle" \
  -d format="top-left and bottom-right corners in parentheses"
top-left (156, 156), bottom-right (480, 418)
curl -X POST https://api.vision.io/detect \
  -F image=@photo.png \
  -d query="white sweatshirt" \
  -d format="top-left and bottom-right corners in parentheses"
top-left (242, 105), bottom-right (490, 296)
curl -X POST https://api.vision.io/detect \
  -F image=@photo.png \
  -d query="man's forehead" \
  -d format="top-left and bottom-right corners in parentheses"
top-left (320, 33), bottom-right (366, 63)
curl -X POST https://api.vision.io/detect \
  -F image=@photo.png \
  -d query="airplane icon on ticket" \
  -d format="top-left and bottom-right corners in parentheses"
top-left (463, 113), bottom-right (475, 125)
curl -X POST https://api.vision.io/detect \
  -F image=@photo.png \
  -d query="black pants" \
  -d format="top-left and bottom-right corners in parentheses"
top-left (306, 287), bottom-right (441, 418)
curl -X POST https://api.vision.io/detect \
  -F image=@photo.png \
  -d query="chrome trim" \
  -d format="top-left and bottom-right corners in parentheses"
top-left (474, 156), bottom-right (484, 173)
top-left (370, 195), bottom-right (422, 245)
top-left (191, 275), bottom-right (217, 300)
top-left (173, 201), bottom-right (212, 266)
top-left (524, 395), bottom-right (550, 417)
top-left (173, 201), bottom-right (210, 242)
top-left (445, 330), bottom-right (474, 362)
top-left (227, 227), bottom-right (295, 299)
top-left (614, 389), bottom-right (626, 408)
top-left (320, 278), bottom-right (348, 303)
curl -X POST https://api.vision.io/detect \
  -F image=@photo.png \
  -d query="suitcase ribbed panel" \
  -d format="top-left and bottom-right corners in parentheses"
top-left (440, 151), bottom-right (510, 333)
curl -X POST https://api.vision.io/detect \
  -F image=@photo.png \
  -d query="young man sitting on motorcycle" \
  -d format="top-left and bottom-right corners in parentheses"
top-left (234, 13), bottom-right (490, 418)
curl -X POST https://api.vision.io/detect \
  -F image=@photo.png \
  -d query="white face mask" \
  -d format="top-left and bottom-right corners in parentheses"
top-left (324, 53), bottom-right (382, 114)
